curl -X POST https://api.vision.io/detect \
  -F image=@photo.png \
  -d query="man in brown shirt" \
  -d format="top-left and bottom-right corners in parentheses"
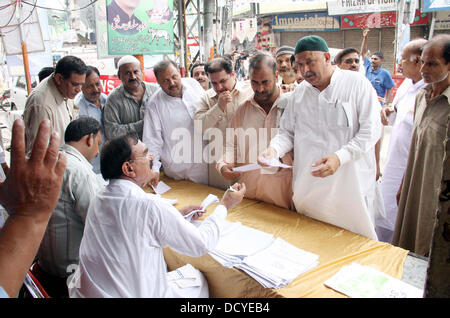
top-left (217, 52), bottom-right (294, 210)
top-left (393, 34), bottom-right (450, 256)
top-left (23, 56), bottom-right (87, 154)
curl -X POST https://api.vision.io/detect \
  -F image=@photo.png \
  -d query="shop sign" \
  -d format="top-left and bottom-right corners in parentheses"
top-left (341, 10), bottom-right (429, 28)
top-left (271, 12), bottom-right (340, 31)
top-left (434, 11), bottom-right (450, 29)
top-left (327, 0), bottom-right (398, 16)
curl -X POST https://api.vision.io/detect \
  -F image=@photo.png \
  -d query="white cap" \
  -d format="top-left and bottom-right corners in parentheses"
top-left (117, 55), bottom-right (141, 70)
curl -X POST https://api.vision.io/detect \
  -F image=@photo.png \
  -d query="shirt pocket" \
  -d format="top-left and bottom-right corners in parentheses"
top-left (325, 101), bottom-right (352, 129)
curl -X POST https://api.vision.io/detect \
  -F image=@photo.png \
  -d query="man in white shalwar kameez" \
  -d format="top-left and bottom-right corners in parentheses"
top-left (68, 134), bottom-right (245, 298)
top-left (143, 60), bottom-right (208, 185)
top-left (376, 39), bottom-right (428, 243)
top-left (259, 35), bottom-right (382, 240)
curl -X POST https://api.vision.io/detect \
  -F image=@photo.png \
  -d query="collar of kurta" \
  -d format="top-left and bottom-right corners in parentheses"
top-left (302, 66), bottom-right (340, 95)
top-left (423, 83), bottom-right (450, 101)
top-left (109, 178), bottom-right (146, 193)
top-left (248, 87), bottom-right (286, 113)
top-left (61, 143), bottom-right (93, 169)
top-left (48, 76), bottom-right (67, 105)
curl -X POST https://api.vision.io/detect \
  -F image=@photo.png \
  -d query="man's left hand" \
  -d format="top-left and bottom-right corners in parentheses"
top-left (311, 154), bottom-right (341, 178)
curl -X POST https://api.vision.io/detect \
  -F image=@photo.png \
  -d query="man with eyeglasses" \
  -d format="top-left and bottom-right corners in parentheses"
top-left (103, 55), bottom-right (159, 141)
top-left (68, 133), bottom-right (246, 297)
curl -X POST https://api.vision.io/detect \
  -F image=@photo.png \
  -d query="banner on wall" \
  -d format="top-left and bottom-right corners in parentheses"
top-left (341, 10), bottom-right (429, 28)
top-left (106, 0), bottom-right (174, 55)
top-left (327, 0), bottom-right (398, 16)
top-left (272, 12), bottom-right (340, 31)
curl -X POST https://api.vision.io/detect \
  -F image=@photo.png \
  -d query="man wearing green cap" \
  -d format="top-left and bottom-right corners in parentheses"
top-left (258, 35), bottom-right (383, 240)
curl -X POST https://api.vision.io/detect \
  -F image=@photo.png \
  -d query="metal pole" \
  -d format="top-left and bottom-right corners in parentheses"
top-left (429, 12), bottom-right (436, 39)
top-left (17, 0), bottom-right (31, 94)
top-left (177, 0), bottom-right (186, 76)
top-left (203, 0), bottom-right (215, 61)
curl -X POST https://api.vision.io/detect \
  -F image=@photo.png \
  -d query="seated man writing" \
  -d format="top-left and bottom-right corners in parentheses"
top-left (68, 134), bottom-right (245, 298)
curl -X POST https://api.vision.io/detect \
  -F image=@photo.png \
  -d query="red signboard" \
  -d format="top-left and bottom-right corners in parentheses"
top-left (391, 74), bottom-right (406, 100)
top-left (341, 10), bottom-right (429, 29)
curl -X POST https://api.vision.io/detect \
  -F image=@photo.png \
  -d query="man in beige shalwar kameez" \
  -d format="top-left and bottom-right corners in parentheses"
top-left (393, 34), bottom-right (450, 256)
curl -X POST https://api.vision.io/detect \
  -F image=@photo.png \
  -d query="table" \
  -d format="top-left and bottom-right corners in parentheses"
top-left (157, 177), bottom-right (422, 298)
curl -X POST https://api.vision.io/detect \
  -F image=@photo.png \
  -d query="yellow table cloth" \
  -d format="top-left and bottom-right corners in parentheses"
top-left (153, 176), bottom-right (409, 298)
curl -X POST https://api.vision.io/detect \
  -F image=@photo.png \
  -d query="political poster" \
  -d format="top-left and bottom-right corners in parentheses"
top-left (106, 0), bottom-right (174, 55)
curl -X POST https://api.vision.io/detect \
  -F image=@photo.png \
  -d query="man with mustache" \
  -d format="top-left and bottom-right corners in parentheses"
top-left (361, 27), bottom-right (395, 105)
top-left (217, 52), bottom-right (294, 210)
top-left (23, 55), bottom-right (87, 154)
top-left (393, 34), bottom-right (450, 256)
top-left (194, 57), bottom-right (253, 189)
top-left (74, 66), bottom-right (107, 174)
top-left (335, 48), bottom-right (361, 72)
top-left (258, 35), bottom-right (382, 240)
top-left (190, 63), bottom-right (210, 90)
top-left (103, 55), bottom-right (158, 141)
top-left (143, 59), bottom-right (208, 185)
top-left (276, 46), bottom-right (297, 93)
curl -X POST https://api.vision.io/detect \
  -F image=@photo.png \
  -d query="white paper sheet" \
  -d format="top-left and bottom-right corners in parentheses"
top-left (152, 181), bottom-right (171, 195)
top-left (259, 157), bottom-right (292, 169)
top-left (324, 263), bottom-right (424, 298)
top-left (184, 194), bottom-right (220, 221)
top-left (232, 163), bottom-right (262, 172)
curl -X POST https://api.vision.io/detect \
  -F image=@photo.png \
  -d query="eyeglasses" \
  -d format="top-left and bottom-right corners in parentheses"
top-left (128, 152), bottom-right (154, 170)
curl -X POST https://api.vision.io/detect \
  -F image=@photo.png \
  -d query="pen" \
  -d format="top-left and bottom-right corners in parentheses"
top-left (228, 186), bottom-right (238, 192)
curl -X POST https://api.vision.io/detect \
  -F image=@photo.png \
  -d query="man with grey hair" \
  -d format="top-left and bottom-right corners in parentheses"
top-left (393, 34), bottom-right (450, 256)
top-left (194, 57), bottom-right (253, 189)
top-left (217, 52), bottom-right (294, 210)
top-left (143, 59), bottom-right (208, 185)
top-left (275, 46), bottom-right (296, 92)
top-left (103, 55), bottom-right (159, 140)
top-left (259, 35), bottom-right (382, 239)
top-left (375, 38), bottom-right (428, 243)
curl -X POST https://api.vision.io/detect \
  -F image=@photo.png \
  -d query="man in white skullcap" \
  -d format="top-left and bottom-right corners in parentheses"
top-left (103, 55), bottom-right (159, 140)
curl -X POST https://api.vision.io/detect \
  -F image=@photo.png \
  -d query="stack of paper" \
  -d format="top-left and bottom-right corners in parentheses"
top-left (324, 263), bottom-right (424, 298)
top-left (209, 221), bottom-right (319, 288)
top-left (236, 237), bottom-right (319, 289)
top-left (209, 221), bottom-right (275, 268)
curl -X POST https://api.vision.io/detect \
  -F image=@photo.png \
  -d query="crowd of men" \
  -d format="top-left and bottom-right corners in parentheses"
top-left (0, 28), bottom-right (448, 298)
